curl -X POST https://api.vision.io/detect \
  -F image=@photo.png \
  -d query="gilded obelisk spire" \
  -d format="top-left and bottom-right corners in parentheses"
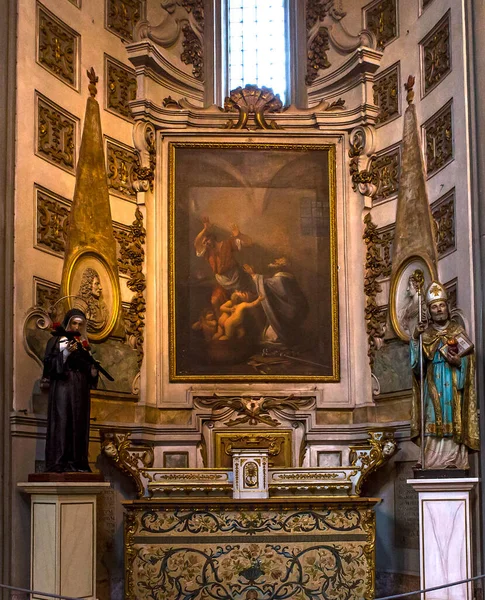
top-left (61, 68), bottom-right (125, 340)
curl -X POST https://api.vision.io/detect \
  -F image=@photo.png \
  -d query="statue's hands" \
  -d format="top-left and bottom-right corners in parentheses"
top-left (231, 223), bottom-right (240, 237)
top-left (243, 264), bottom-right (254, 275)
top-left (446, 348), bottom-right (461, 367)
top-left (413, 321), bottom-right (426, 339)
top-left (67, 340), bottom-right (78, 353)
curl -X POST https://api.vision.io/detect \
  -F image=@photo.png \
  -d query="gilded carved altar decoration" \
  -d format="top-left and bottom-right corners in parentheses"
top-left (349, 126), bottom-right (378, 199)
top-left (431, 188), bottom-right (455, 257)
top-left (420, 11), bottom-right (451, 96)
top-left (349, 430), bottom-right (397, 494)
top-left (37, 5), bottom-right (79, 88)
top-left (423, 100), bottom-right (453, 177)
top-left (106, 138), bottom-right (138, 200)
top-left (106, 0), bottom-right (142, 42)
top-left (105, 56), bottom-right (137, 121)
top-left (133, 121), bottom-right (156, 193)
top-left (35, 185), bottom-right (71, 256)
top-left (101, 431), bottom-right (154, 497)
top-left (124, 501), bottom-right (378, 600)
top-left (373, 63), bottom-right (400, 126)
top-left (195, 395), bottom-right (315, 427)
top-left (121, 207), bottom-right (146, 366)
top-left (363, 213), bottom-right (387, 366)
top-left (306, 0), bottom-right (333, 85)
top-left (371, 144), bottom-right (401, 204)
top-left (36, 93), bottom-right (77, 173)
top-left (224, 85), bottom-right (283, 130)
top-left (364, 0), bottom-right (398, 50)
top-left (375, 223), bottom-right (394, 278)
top-left (180, 0), bottom-right (204, 81)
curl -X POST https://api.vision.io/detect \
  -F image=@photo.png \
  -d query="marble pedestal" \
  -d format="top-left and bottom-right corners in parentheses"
top-left (408, 478), bottom-right (478, 600)
top-left (18, 481), bottom-right (110, 600)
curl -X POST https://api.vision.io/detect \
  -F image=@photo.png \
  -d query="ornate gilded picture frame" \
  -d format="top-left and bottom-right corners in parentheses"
top-left (168, 142), bottom-right (339, 382)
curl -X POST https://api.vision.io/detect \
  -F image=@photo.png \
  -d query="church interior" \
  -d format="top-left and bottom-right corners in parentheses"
top-left (1, 0), bottom-right (485, 599)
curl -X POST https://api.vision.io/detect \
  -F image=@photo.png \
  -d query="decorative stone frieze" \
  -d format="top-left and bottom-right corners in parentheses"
top-left (106, 0), bottom-right (142, 42)
top-left (36, 93), bottom-right (77, 173)
top-left (371, 144), bottom-right (401, 204)
top-left (373, 63), bottom-right (400, 126)
top-left (37, 4), bottom-right (79, 89)
top-left (363, 213), bottom-right (387, 366)
top-left (105, 56), bottom-right (137, 121)
top-left (423, 101), bottom-right (453, 177)
top-left (431, 188), bottom-right (455, 257)
top-left (34, 278), bottom-right (60, 311)
top-left (106, 137), bottom-right (138, 200)
top-left (420, 11), bottom-right (451, 96)
top-left (364, 0), bottom-right (398, 50)
top-left (35, 185), bottom-right (71, 256)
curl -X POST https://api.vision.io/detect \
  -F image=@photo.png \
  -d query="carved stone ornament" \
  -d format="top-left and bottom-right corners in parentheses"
top-left (134, 0), bottom-right (204, 81)
top-left (363, 213), bottom-right (387, 366)
top-left (36, 93), bottom-right (77, 173)
top-left (106, 56), bottom-right (137, 121)
top-left (375, 223), bottom-right (394, 279)
top-left (37, 5), bottom-right (79, 88)
top-left (371, 144), bottom-right (401, 204)
top-left (306, 0), bottom-right (377, 86)
top-left (122, 207), bottom-right (146, 367)
top-left (364, 0), bottom-right (398, 50)
top-left (195, 395), bottom-right (315, 428)
top-left (34, 278), bottom-right (60, 313)
top-left (35, 185), bottom-right (71, 256)
top-left (373, 63), bottom-right (399, 126)
top-left (132, 121), bottom-right (156, 192)
top-left (224, 85), bottom-right (283, 130)
top-left (424, 101), bottom-right (453, 177)
top-left (103, 429), bottom-right (397, 499)
top-left (421, 11), bottom-right (451, 96)
top-left (431, 188), bottom-right (455, 257)
top-left (348, 126), bottom-right (377, 199)
top-left (101, 431), bottom-right (154, 497)
top-left (106, 0), bottom-right (142, 42)
top-left (106, 138), bottom-right (138, 200)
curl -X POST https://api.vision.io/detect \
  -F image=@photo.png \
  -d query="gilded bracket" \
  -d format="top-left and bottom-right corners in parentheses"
top-left (349, 430), bottom-right (397, 495)
top-left (349, 126), bottom-right (378, 202)
top-left (101, 430), bottom-right (154, 497)
top-left (133, 121), bottom-right (156, 193)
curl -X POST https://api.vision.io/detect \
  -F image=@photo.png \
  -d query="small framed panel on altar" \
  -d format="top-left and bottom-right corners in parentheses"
top-left (168, 141), bottom-right (339, 382)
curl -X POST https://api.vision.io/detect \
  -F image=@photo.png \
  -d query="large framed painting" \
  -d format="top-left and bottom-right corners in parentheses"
top-left (168, 142), bottom-right (339, 382)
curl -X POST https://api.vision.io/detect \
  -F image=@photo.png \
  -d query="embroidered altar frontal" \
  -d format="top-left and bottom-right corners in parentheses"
top-left (124, 498), bottom-right (379, 600)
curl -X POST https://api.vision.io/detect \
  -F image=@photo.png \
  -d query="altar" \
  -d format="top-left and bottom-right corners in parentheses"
top-left (124, 498), bottom-right (378, 600)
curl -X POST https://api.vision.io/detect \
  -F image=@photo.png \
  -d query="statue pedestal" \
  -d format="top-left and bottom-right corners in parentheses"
top-left (408, 478), bottom-right (478, 600)
top-left (18, 481), bottom-right (110, 600)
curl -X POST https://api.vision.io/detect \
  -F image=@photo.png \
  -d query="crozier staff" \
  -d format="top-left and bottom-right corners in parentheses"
top-left (42, 308), bottom-right (98, 473)
top-left (411, 282), bottom-right (479, 469)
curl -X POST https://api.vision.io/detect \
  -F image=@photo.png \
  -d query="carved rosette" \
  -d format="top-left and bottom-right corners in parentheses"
top-left (363, 213), bottom-right (387, 366)
top-left (224, 85), bottom-right (283, 130)
top-left (349, 126), bottom-right (377, 199)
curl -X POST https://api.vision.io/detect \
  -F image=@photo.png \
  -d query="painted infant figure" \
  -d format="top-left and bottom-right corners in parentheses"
top-left (213, 291), bottom-right (264, 340)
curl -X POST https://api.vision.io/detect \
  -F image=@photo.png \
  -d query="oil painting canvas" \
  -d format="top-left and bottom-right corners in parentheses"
top-left (169, 142), bottom-right (339, 381)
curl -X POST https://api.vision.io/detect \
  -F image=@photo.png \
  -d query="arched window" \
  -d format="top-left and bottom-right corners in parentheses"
top-left (226, 0), bottom-right (289, 103)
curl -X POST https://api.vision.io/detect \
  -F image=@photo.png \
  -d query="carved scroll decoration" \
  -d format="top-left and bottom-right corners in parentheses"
top-left (371, 144), bottom-right (401, 204)
top-left (133, 121), bottom-right (156, 192)
top-left (101, 431), bottom-right (154, 497)
top-left (106, 139), bottom-right (138, 200)
top-left (349, 126), bottom-right (377, 199)
top-left (363, 213), bottom-right (387, 366)
top-left (424, 101), bottom-right (453, 177)
top-left (106, 0), bottom-right (142, 42)
top-left (36, 187), bottom-right (71, 256)
top-left (373, 63), bottom-right (399, 126)
top-left (106, 57), bottom-right (137, 121)
top-left (364, 0), bottom-right (398, 50)
top-left (224, 85), bottom-right (283, 130)
top-left (195, 395), bottom-right (315, 428)
top-left (431, 188), bottom-right (455, 257)
top-left (421, 11), bottom-right (451, 96)
top-left (349, 430), bottom-right (397, 494)
top-left (135, 0), bottom-right (204, 81)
